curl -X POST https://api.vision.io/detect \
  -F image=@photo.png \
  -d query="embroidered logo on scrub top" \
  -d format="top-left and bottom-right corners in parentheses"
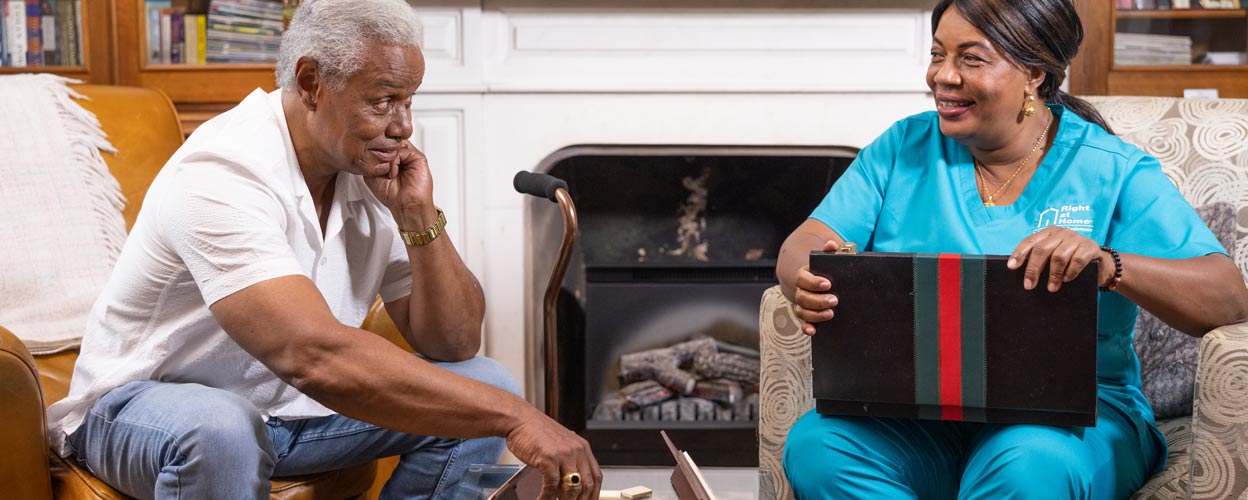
top-left (1035, 204), bottom-right (1094, 233)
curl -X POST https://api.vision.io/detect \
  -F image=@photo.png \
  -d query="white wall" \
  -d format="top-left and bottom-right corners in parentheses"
top-left (408, 2), bottom-right (936, 405)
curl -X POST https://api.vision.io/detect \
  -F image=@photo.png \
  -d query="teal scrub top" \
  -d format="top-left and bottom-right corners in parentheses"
top-left (809, 104), bottom-right (1226, 461)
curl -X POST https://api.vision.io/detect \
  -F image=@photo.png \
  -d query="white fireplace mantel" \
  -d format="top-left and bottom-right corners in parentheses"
top-left (405, 2), bottom-right (936, 404)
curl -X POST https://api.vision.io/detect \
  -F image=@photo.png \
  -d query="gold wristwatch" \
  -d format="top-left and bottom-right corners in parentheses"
top-left (399, 208), bottom-right (446, 246)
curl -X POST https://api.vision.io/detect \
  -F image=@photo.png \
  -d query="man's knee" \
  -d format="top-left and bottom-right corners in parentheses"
top-left (74, 382), bottom-right (274, 497)
top-left (436, 356), bottom-right (522, 397)
top-left (136, 383), bottom-right (274, 462)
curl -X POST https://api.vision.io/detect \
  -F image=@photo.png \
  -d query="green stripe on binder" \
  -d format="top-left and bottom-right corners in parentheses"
top-left (914, 254), bottom-right (941, 408)
top-left (960, 255), bottom-right (986, 410)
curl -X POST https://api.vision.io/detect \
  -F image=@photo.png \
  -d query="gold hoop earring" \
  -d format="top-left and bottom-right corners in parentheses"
top-left (1023, 92), bottom-right (1036, 118)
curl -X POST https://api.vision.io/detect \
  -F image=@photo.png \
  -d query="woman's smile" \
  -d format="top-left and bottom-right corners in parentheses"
top-left (935, 94), bottom-right (976, 119)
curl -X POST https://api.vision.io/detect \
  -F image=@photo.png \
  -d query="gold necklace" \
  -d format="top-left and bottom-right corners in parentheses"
top-left (975, 111), bottom-right (1054, 207)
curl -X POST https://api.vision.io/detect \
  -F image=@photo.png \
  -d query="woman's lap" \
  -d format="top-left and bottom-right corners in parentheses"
top-left (783, 401), bottom-right (1159, 500)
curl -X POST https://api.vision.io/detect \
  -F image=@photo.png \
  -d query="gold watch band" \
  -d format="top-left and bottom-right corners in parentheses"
top-left (399, 208), bottom-right (446, 246)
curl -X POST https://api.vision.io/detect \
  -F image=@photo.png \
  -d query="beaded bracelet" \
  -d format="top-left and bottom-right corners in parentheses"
top-left (1099, 246), bottom-right (1123, 292)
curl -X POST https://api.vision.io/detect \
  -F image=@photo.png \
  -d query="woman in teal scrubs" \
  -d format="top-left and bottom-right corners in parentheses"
top-left (777, 0), bottom-right (1248, 499)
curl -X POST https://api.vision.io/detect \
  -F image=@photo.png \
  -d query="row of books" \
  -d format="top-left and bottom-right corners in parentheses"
top-left (1, 0), bottom-right (82, 67)
top-left (1118, 0), bottom-right (1243, 8)
top-left (1115, 32), bottom-right (1193, 65)
top-left (147, 7), bottom-right (206, 65)
top-left (147, 0), bottom-right (283, 65)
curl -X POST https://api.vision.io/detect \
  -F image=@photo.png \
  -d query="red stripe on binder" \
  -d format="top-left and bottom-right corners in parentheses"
top-left (938, 254), bottom-right (964, 421)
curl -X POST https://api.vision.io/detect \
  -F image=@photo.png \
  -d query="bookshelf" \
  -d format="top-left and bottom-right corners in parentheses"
top-left (1070, 1), bottom-right (1248, 97)
top-left (0, 1), bottom-right (112, 84)
top-left (115, 0), bottom-right (288, 133)
top-left (1116, 8), bottom-right (1247, 18)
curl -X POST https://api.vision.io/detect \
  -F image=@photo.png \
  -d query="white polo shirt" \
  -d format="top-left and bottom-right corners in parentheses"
top-left (47, 89), bottom-right (413, 456)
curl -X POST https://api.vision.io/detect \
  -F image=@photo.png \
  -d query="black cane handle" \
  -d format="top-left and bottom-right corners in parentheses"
top-left (513, 171), bottom-right (569, 203)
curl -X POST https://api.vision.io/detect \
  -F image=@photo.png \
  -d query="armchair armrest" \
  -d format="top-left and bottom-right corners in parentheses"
top-left (0, 325), bottom-right (54, 500)
top-left (1188, 321), bottom-right (1248, 499)
top-left (758, 285), bottom-right (811, 500)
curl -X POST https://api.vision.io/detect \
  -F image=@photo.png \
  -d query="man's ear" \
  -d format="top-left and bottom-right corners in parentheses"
top-left (294, 56), bottom-right (321, 111)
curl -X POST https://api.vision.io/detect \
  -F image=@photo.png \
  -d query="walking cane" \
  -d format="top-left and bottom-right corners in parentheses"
top-left (513, 171), bottom-right (579, 420)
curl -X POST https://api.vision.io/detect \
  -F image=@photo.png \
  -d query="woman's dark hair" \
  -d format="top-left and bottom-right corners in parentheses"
top-left (932, 0), bottom-right (1114, 134)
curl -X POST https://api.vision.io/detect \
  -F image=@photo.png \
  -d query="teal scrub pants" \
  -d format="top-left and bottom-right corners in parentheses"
top-left (783, 399), bottom-right (1161, 500)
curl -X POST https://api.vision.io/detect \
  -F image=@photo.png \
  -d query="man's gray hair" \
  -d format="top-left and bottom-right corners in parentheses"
top-left (276, 0), bottom-right (423, 93)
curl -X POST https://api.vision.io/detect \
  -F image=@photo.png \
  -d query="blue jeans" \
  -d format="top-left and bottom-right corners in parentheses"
top-left (67, 356), bottom-right (521, 500)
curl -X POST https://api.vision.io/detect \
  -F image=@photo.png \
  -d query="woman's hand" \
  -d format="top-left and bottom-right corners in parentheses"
top-left (792, 240), bottom-right (841, 335)
top-left (1008, 226), bottom-right (1111, 292)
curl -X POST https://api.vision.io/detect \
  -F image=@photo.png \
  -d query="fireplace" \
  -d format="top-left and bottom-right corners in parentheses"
top-left (402, 1), bottom-right (936, 468)
top-left (526, 145), bottom-right (856, 465)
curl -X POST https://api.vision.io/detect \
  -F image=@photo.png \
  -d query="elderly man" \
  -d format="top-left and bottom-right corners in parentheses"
top-left (45, 1), bottom-right (600, 499)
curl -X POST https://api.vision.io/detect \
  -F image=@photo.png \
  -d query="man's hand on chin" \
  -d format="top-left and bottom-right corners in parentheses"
top-left (363, 141), bottom-right (439, 228)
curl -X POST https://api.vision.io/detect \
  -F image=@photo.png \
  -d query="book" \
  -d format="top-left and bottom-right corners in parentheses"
top-left (1115, 32), bottom-right (1192, 65)
top-left (7, 0), bottom-right (26, 67)
top-left (71, 0), bottom-right (76, 61)
top-left (1117, 0), bottom-right (1134, 7)
top-left (146, 0), bottom-right (170, 64)
top-left (169, 8), bottom-right (183, 63)
top-left (53, 0), bottom-right (74, 66)
top-left (158, 7), bottom-right (174, 64)
top-left (0, 1), bottom-right (9, 66)
top-left (183, 13), bottom-right (199, 64)
top-left (195, 13), bottom-right (205, 63)
top-left (146, 5), bottom-right (159, 63)
top-left (24, 0), bottom-right (39, 65)
top-left (38, 0), bottom-right (52, 64)
top-left (206, 0), bottom-right (282, 62)
top-left (661, 431), bottom-right (717, 500)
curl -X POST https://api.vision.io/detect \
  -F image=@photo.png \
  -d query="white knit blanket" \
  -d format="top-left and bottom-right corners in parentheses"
top-left (0, 74), bottom-right (122, 354)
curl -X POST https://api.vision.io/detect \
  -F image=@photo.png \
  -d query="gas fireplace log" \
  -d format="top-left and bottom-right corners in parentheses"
top-left (678, 397), bottom-right (717, 421)
top-left (690, 379), bottom-right (743, 405)
top-left (593, 393), bottom-right (755, 422)
top-left (691, 351), bottom-right (760, 386)
top-left (619, 380), bottom-right (676, 409)
top-left (661, 399), bottom-right (679, 420)
top-left (593, 394), bottom-right (626, 421)
top-left (617, 338), bottom-right (717, 394)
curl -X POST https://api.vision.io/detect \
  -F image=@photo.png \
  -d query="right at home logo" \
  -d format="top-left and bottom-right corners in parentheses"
top-left (1035, 204), bottom-right (1094, 234)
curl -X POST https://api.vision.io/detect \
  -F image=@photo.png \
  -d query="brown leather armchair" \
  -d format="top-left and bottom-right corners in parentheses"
top-left (0, 85), bottom-right (392, 500)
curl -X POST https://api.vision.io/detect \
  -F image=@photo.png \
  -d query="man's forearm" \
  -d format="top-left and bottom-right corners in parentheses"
top-left (294, 325), bottom-right (525, 438)
top-left (400, 230), bottom-right (485, 361)
top-left (213, 275), bottom-right (509, 434)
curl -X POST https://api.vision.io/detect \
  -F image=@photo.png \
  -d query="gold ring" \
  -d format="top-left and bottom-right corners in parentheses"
top-left (562, 472), bottom-right (582, 488)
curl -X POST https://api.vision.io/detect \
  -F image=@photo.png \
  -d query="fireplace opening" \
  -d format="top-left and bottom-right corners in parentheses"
top-left (527, 145), bottom-right (857, 466)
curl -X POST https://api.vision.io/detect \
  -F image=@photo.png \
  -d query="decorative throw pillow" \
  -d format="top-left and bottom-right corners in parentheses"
top-left (1133, 202), bottom-right (1236, 420)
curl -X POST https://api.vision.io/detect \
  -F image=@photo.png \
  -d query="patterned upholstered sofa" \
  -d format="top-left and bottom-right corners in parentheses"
top-left (758, 97), bottom-right (1248, 500)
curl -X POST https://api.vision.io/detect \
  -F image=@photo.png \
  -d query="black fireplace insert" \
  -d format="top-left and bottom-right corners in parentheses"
top-left (527, 145), bottom-right (857, 466)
